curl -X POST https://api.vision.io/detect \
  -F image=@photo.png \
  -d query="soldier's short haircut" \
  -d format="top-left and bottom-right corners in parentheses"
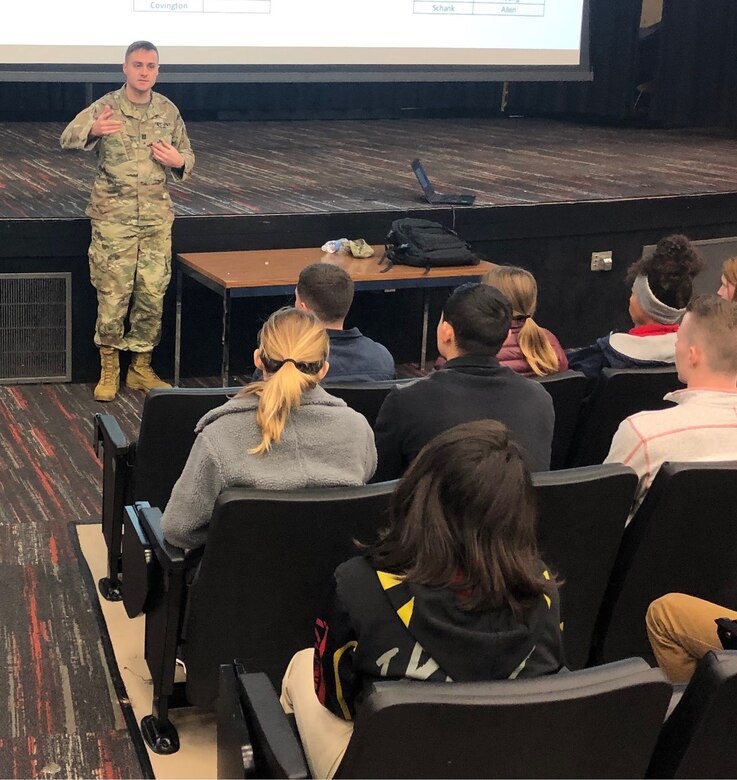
top-left (126, 41), bottom-right (159, 60)
top-left (685, 294), bottom-right (737, 374)
top-left (297, 263), bottom-right (354, 323)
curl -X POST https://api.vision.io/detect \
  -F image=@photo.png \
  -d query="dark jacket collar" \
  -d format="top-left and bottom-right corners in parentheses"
top-left (326, 327), bottom-right (363, 341)
top-left (440, 354), bottom-right (501, 371)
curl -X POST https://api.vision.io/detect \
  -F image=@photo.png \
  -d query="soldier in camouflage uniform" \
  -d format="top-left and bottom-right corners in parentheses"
top-left (60, 41), bottom-right (194, 401)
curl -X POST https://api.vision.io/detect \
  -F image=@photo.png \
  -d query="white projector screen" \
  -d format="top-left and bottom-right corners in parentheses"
top-left (0, 0), bottom-right (590, 82)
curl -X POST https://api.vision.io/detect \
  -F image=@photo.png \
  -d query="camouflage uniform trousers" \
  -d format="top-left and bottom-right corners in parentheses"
top-left (89, 219), bottom-right (173, 352)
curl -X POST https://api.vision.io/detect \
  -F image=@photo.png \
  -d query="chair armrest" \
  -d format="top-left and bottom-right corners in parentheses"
top-left (138, 506), bottom-right (187, 570)
top-left (122, 502), bottom-right (155, 618)
top-left (217, 662), bottom-right (257, 779)
top-left (238, 672), bottom-right (310, 779)
top-left (95, 414), bottom-right (135, 572)
top-left (93, 413), bottom-right (130, 459)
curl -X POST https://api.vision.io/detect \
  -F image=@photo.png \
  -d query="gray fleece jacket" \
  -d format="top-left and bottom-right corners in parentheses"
top-left (161, 386), bottom-right (377, 550)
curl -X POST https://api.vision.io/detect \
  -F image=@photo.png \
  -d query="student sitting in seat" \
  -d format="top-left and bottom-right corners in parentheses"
top-left (569, 234), bottom-right (704, 378)
top-left (483, 265), bottom-right (568, 376)
top-left (647, 593), bottom-right (737, 683)
top-left (718, 256), bottom-right (737, 301)
top-left (296, 263), bottom-right (396, 383)
top-left (161, 307), bottom-right (376, 550)
top-left (373, 282), bottom-right (554, 482)
top-left (604, 295), bottom-right (737, 522)
top-left (281, 419), bottom-right (565, 779)
top-left (435, 266), bottom-right (568, 377)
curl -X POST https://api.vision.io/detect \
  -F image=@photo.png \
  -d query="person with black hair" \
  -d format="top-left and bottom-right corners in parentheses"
top-left (372, 282), bottom-right (554, 481)
top-left (568, 234), bottom-right (704, 378)
top-left (280, 420), bottom-right (564, 779)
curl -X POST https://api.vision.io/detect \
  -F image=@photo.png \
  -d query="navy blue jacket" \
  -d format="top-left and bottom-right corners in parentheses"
top-left (567, 329), bottom-right (677, 379)
top-left (323, 328), bottom-right (396, 383)
top-left (253, 327), bottom-right (395, 384)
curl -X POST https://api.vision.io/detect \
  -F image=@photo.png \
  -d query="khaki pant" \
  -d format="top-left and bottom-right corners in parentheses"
top-left (646, 593), bottom-right (737, 682)
top-left (280, 648), bottom-right (354, 779)
top-left (89, 219), bottom-right (172, 352)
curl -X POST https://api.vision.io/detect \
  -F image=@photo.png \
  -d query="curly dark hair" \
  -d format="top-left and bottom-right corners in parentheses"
top-left (626, 234), bottom-right (704, 310)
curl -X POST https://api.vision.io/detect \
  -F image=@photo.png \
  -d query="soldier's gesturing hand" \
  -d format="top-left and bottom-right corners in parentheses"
top-left (90, 106), bottom-right (124, 137)
top-left (151, 140), bottom-right (185, 169)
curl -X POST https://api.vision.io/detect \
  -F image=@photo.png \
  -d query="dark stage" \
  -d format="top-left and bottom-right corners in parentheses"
top-left (2, 117), bottom-right (737, 381)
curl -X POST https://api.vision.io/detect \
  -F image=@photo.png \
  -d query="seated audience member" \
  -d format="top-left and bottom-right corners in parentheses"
top-left (569, 234), bottom-right (704, 378)
top-left (372, 282), bottom-right (554, 482)
top-left (647, 593), bottom-right (737, 683)
top-left (281, 420), bottom-right (565, 779)
top-left (161, 307), bottom-right (376, 549)
top-left (484, 265), bottom-right (568, 376)
top-left (295, 262), bottom-right (396, 382)
top-left (435, 266), bottom-right (568, 376)
top-left (604, 295), bottom-right (737, 521)
top-left (718, 256), bottom-right (737, 301)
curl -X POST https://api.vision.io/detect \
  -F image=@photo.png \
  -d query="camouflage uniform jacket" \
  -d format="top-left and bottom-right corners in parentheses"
top-left (60, 87), bottom-right (194, 226)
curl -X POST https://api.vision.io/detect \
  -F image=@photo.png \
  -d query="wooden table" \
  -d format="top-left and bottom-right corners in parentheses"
top-left (175, 247), bottom-right (492, 386)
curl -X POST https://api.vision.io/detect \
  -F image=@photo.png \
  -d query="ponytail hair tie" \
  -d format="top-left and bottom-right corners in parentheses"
top-left (260, 353), bottom-right (325, 375)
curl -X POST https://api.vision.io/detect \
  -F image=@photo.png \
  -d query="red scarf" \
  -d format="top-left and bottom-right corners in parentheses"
top-left (628, 323), bottom-right (680, 337)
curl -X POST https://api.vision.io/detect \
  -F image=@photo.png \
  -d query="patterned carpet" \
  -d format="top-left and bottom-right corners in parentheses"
top-left (0, 369), bottom-right (428, 777)
top-left (0, 383), bottom-right (146, 778)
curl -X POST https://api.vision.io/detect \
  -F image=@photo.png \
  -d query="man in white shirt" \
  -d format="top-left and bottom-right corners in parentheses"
top-left (604, 294), bottom-right (737, 521)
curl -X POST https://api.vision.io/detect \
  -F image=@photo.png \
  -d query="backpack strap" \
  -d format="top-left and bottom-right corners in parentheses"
top-left (380, 247), bottom-right (394, 272)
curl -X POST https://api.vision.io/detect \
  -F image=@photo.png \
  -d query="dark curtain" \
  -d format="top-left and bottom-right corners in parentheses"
top-left (0, 79), bottom-right (505, 122)
top-left (649, 0), bottom-right (737, 128)
top-left (507, 0), bottom-right (643, 122)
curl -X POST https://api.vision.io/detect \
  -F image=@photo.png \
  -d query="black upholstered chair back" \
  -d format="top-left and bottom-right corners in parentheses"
top-left (532, 464), bottom-right (637, 669)
top-left (323, 380), bottom-right (416, 429)
top-left (183, 482), bottom-right (396, 707)
top-left (648, 651), bottom-right (737, 779)
top-left (336, 659), bottom-right (671, 778)
top-left (129, 387), bottom-right (236, 510)
top-left (596, 462), bottom-right (737, 664)
top-left (535, 370), bottom-right (589, 469)
top-left (570, 367), bottom-right (683, 466)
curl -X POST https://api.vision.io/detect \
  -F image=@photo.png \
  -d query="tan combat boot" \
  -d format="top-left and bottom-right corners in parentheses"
top-left (126, 351), bottom-right (171, 391)
top-left (94, 347), bottom-right (120, 402)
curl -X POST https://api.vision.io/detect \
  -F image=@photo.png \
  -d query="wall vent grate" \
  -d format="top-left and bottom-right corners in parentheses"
top-left (0, 273), bottom-right (72, 384)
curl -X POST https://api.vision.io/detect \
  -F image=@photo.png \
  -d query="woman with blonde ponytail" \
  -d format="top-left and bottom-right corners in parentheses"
top-left (718, 257), bottom-right (737, 301)
top-left (161, 307), bottom-right (377, 550)
top-left (483, 266), bottom-right (568, 377)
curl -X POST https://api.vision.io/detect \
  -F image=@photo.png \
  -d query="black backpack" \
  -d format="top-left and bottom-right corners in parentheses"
top-left (381, 218), bottom-right (480, 272)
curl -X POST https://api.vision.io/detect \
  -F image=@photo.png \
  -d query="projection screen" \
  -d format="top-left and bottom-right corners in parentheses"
top-left (0, 0), bottom-right (590, 82)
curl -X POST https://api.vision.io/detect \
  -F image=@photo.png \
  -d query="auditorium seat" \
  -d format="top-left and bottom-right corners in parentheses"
top-left (217, 658), bottom-right (671, 779)
top-left (322, 379), bottom-right (417, 429)
top-left (93, 386), bottom-right (237, 601)
top-left (593, 461), bottom-right (737, 665)
top-left (568, 367), bottom-right (684, 467)
top-left (532, 463), bottom-right (637, 669)
top-left (123, 482), bottom-right (396, 754)
top-left (534, 369), bottom-right (588, 469)
top-left (647, 650), bottom-right (737, 778)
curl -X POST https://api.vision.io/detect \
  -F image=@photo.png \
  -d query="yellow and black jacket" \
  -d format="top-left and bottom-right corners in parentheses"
top-left (314, 555), bottom-right (565, 721)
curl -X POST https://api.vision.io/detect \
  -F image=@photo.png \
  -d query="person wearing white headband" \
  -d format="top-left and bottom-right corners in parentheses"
top-left (568, 234), bottom-right (704, 378)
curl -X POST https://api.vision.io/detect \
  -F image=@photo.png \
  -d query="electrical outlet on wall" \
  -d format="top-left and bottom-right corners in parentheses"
top-left (591, 251), bottom-right (613, 271)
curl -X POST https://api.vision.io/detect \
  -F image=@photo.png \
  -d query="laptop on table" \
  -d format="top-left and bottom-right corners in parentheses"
top-left (411, 159), bottom-right (476, 206)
